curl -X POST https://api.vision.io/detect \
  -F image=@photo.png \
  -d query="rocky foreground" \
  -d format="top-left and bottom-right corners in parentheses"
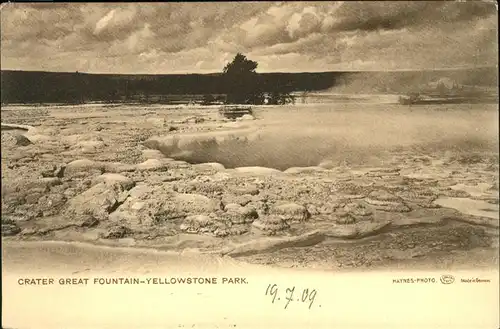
top-left (1, 104), bottom-right (499, 270)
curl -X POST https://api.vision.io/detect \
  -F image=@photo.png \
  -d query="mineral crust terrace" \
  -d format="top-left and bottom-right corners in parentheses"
top-left (1, 105), bottom-right (499, 269)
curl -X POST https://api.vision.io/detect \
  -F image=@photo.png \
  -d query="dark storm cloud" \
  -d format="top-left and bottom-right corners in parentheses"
top-left (328, 1), bottom-right (497, 33)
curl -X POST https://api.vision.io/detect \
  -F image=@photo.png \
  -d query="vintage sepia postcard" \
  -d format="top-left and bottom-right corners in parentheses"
top-left (1, 1), bottom-right (499, 329)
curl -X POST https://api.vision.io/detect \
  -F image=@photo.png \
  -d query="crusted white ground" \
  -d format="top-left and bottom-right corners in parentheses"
top-left (1, 103), bottom-right (499, 270)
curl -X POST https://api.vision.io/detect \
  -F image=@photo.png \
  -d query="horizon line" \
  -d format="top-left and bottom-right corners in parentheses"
top-left (1, 65), bottom-right (498, 76)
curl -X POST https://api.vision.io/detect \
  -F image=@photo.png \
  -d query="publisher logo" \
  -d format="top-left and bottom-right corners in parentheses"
top-left (440, 275), bottom-right (455, 284)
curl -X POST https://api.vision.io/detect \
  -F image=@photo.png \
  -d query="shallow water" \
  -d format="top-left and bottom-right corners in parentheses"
top-left (434, 197), bottom-right (499, 220)
top-left (174, 103), bottom-right (499, 170)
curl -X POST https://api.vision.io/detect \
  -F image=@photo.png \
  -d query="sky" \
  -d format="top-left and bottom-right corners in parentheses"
top-left (1, 1), bottom-right (498, 74)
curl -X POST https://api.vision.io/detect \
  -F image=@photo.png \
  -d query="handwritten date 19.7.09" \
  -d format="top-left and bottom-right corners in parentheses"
top-left (265, 284), bottom-right (319, 309)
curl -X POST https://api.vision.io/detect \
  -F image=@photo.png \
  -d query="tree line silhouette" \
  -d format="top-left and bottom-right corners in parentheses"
top-left (0, 54), bottom-right (337, 105)
top-left (1, 54), bottom-right (497, 105)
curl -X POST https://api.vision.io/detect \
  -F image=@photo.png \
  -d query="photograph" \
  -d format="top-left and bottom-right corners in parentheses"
top-left (1, 2), bottom-right (499, 328)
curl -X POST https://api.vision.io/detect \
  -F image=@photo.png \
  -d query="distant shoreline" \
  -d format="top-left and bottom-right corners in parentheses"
top-left (2, 65), bottom-right (498, 76)
top-left (2, 67), bottom-right (497, 105)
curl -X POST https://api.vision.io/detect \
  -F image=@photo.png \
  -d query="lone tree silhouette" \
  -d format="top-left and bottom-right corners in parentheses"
top-left (223, 53), bottom-right (258, 75)
top-left (222, 53), bottom-right (263, 104)
top-left (222, 53), bottom-right (295, 105)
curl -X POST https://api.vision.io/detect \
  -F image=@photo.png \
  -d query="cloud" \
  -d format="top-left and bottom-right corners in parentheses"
top-left (325, 1), bottom-right (496, 33)
top-left (94, 10), bottom-right (116, 35)
top-left (286, 7), bottom-right (323, 39)
top-left (0, 3), bottom-right (76, 42)
top-left (1, 2), bottom-right (497, 73)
